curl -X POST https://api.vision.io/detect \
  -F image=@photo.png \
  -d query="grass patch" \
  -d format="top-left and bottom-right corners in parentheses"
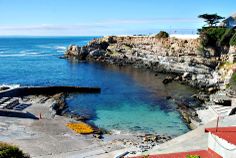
top-left (66, 122), bottom-right (94, 134)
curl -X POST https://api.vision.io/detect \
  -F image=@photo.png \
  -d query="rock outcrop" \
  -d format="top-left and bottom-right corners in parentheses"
top-left (229, 46), bottom-right (236, 63)
top-left (65, 45), bottom-right (89, 60)
top-left (64, 36), bottom-right (233, 90)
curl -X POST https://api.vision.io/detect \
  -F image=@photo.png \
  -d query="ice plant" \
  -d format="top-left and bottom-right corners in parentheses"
top-left (66, 122), bottom-right (94, 134)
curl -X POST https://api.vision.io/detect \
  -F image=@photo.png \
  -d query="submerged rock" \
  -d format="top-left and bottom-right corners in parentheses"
top-left (162, 76), bottom-right (174, 85)
top-left (0, 86), bottom-right (10, 91)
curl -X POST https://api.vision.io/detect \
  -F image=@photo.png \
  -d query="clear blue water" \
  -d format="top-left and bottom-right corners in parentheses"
top-left (0, 37), bottom-right (195, 136)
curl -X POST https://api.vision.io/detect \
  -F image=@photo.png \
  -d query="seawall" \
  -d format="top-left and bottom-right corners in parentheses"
top-left (0, 86), bottom-right (101, 97)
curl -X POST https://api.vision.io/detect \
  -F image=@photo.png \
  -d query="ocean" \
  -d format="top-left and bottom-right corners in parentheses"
top-left (0, 36), bottom-right (195, 136)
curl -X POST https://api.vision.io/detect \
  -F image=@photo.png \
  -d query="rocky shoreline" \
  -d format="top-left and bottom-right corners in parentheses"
top-left (46, 93), bottom-right (175, 153)
top-left (64, 36), bottom-right (229, 90)
top-left (63, 35), bottom-right (236, 130)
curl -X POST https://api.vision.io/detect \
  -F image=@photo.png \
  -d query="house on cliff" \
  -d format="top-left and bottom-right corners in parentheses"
top-left (221, 13), bottom-right (236, 29)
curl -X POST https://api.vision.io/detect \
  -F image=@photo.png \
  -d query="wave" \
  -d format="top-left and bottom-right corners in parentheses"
top-left (37, 45), bottom-right (66, 50)
top-left (36, 45), bottom-right (53, 49)
top-left (0, 51), bottom-right (53, 57)
top-left (55, 46), bottom-right (66, 50)
top-left (0, 54), bottom-right (51, 57)
top-left (0, 84), bottom-right (20, 89)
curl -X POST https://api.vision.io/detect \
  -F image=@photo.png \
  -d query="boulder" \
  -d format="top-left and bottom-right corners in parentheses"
top-left (162, 76), bottom-right (174, 85)
top-left (228, 46), bottom-right (236, 63)
top-left (65, 45), bottom-right (80, 57)
top-left (89, 49), bottom-right (106, 57)
top-left (0, 86), bottom-right (10, 91)
top-left (80, 46), bottom-right (89, 60)
top-left (107, 36), bottom-right (117, 44)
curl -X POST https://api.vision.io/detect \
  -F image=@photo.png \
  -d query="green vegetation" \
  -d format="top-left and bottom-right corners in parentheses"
top-left (198, 13), bottom-right (224, 27)
top-left (0, 142), bottom-right (29, 158)
top-left (232, 72), bottom-right (236, 82)
top-left (199, 27), bottom-right (228, 47)
top-left (197, 13), bottom-right (236, 57)
top-left (220, 29), bottom-right (235, 46)
top-left (155, 31), bottom-right (169, 39)
top-left (229, 72), bottom-right (236, 91)
top-left (230, 33), bottom-right (236, 46)
top-left (186, 155), bottom-right (201, 158)
top-left (198, 27), bottom-right (236, 57)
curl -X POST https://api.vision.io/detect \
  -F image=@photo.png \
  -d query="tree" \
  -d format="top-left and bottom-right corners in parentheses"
top-left (198, 13), bottom-right (224, 27)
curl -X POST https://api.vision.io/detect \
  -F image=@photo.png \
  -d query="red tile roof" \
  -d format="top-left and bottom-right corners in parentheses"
top-left (205, 126), bottom-right (236, 145)
top-left (131, 149), bottom-right (222, 158)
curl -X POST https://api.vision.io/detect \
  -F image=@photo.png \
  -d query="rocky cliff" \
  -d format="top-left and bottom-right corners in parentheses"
top-left (65, 36), bottom-right (233, 90)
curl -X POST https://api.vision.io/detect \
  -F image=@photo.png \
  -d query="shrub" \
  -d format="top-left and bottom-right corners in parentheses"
top-left (186, 155), bottom-right (201, 158)
top-left (199, 27), bottom-right (235, 57)
top-left (155, 31), bottom-right (169, 39)
top-left (0, 142), bottom-right (30, 158)
top-left (220, 29), bottom-right (235, 46)
top-left (230, 72), bottom-right (236, 91)
top-left (200, 27), bottom-right (228, 47)
top-left (230, 33), bottom-right (236, 46)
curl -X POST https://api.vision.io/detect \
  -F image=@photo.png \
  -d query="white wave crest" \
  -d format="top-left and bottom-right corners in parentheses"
top-left (0, 52), bottom-right (52, 57)
top-left (55, 46), bottom-right (66, 50)
top-left (0, 84), bottom-right (20, 89)
top-left (37, 45), bottom-right (66, 50)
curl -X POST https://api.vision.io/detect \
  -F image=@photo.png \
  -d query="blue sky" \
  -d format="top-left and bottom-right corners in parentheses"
top-left (0, 0), bottom-right (235, 36)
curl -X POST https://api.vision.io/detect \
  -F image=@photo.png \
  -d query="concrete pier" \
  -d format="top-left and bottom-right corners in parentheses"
top-left (0, 86), bottom-right (101, 97)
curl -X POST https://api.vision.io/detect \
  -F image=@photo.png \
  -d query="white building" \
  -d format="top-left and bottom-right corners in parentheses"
top-left (206, 127), bottom-right (236, 158)
top-left (222, 13), bottom-right (236, 29)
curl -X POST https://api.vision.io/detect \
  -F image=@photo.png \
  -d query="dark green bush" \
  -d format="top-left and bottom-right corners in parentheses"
top-left (198, 27), bottom-right (236, 57)
top-left (186, 155), bottom-right (201, 158)
top-left (220, 29), bottom-right (235, 46)
top-left (230, 33), bottom-right (236, 46)
top-left (0, 142), bottom-right (29, 158)
top-left (155, 31), bottom-right (169, 39)
top-left (231, 73), bottom-right (236, 91)
top-left (200, 27), bottom-right (228, 47)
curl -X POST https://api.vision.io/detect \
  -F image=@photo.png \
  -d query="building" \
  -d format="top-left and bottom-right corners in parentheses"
top-left (222, 13), bottom-right (236, 29)
top-left (132, 126), bottom-right (236, 158)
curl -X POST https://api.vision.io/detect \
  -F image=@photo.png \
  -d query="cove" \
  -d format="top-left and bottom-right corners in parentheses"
top-left (0, 37), bottom-right (196, 137)
top-left (66, 62), bottom-right (197, 136)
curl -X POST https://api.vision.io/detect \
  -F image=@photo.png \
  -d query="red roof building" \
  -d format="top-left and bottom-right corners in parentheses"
top-left (130, 126), bottom-right (236, 158)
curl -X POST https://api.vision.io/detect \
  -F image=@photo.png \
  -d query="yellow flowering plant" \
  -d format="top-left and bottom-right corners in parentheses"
top-left (66, 122), bottom-right (94, 134)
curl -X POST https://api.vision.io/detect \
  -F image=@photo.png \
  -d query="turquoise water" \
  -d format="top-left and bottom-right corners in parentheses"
top-left (0, 37), bottom-right (195, 136)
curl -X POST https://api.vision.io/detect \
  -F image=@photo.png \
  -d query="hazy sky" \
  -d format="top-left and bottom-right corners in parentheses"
top-left (0, 0), bottom-right (235, 36)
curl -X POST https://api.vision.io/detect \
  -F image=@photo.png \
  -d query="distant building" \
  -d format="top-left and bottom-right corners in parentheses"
top-left (221, 13), bottom-right (236, 28)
